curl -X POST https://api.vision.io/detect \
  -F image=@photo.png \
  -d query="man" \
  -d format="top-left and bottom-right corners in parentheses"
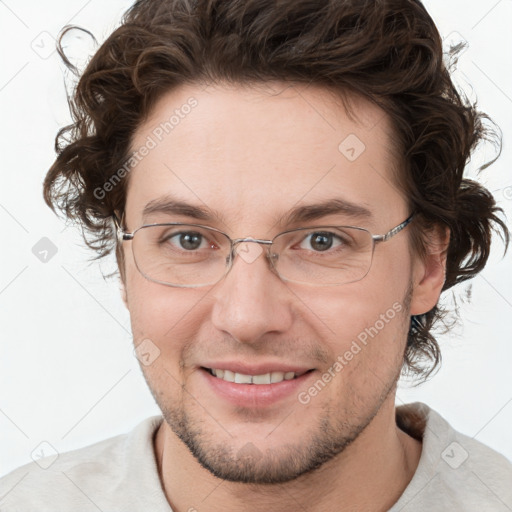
top-left (1, 0), bottom-right (511, 510)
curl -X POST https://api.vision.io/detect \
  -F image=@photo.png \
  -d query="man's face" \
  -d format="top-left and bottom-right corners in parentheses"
top-left (122, 82), bottom-right (424, 483)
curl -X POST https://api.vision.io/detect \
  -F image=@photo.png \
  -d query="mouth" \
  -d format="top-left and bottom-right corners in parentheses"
top-left (199, 364), bottom-right (317, 407)
top-left (201, 367), bottom-right (314, 384)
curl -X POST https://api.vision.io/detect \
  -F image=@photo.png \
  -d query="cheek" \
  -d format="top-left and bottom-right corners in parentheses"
top-left (124, 254), bottom-right (206, 355)
top-left (291, 263), bottom-right (410, 385)
top-left (316, 293), bottom-right (407, 408)
top-left (126, 278), bottom-right (209, 396)
top-left (297, 275), bottom-right (408, 344)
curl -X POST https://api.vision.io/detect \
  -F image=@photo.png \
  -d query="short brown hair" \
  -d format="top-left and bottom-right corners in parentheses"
top-left (43, 0), bottom-right (509, 383)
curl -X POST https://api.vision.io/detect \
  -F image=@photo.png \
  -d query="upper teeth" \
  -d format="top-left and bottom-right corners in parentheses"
top-left (210, 369), bottom-right (297, 384)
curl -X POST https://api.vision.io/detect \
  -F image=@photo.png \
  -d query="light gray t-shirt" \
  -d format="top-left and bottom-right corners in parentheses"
top-left (1, 401), bottom-right (511, 511)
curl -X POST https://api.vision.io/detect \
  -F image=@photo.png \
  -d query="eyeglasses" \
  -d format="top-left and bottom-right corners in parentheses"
top-left (114, 214), bottom-right (414, 288)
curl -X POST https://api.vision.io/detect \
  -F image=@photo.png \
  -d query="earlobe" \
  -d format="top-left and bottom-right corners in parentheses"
top-left (409, 226), bottom-right (449, 316)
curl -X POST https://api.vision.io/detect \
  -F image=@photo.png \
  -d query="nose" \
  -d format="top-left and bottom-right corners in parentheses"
top-left (209, 240), bottom-right (293, 345)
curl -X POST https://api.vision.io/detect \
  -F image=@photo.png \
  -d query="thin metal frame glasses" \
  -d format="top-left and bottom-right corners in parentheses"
top-left (114, 214), bottom-right (414, 288)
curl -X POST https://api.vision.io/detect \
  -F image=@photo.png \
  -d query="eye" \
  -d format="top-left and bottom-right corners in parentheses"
top-left (161, 229), bottom-right (217, 251)
top-left (174, 231), bottom-right (205, 251)
top-left (299, 231), bottom-right (346, 252)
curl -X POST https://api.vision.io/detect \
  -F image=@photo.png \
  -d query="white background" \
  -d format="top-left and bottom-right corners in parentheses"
top-left (1, 0), bottom-right (511, 478)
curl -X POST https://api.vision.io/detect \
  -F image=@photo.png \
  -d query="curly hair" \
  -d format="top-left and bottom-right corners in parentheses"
top-left (43, 0), bottom-right (509, 383)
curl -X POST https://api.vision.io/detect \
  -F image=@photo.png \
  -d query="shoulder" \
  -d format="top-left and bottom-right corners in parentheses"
top-left (0, 415), bottom-right (168, 512)
top-left (393, 402), bottom-right (512, 511)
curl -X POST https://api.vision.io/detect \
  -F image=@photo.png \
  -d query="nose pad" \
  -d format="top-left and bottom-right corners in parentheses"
top-left (267, 251), bottom-right (280, 273)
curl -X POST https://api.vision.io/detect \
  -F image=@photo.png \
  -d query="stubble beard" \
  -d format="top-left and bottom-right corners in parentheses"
top-left (144, 288), bottom-right (412, 484)
top-left (145, 363), bottom-right (401, 484)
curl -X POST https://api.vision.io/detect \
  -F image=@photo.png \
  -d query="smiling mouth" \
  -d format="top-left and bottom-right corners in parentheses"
top-left (201, 367), bottom-right (314, 385)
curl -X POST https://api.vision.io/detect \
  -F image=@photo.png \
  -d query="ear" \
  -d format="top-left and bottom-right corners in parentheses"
top-left (409, 225), bottom-right (450, 315)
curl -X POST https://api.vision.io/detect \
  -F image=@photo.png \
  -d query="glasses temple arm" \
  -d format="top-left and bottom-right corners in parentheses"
top-left (372, 214), bottom-right (414, 243)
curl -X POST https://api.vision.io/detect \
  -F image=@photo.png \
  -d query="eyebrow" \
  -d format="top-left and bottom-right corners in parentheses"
top-left (141, 195), bottom-right (373, 227)
top-left (143, 197), bottom-right (219, 222)
top-left (277, 198), bottom-right (372, 227)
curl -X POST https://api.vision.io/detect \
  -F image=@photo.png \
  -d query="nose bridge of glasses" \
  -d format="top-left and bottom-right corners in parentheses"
top-left (227, 237), bottom-right (277, 266)
top-left (231, 237), bottom-right (273, 246)
top-left (231, 237), bottom-right (273, 254)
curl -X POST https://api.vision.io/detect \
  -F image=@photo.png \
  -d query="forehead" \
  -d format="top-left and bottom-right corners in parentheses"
top-left (125, 81), bottom-right (406, 231)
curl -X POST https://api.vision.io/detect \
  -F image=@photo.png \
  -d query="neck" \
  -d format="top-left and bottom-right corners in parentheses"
top-left (154, 396), bottom-right (422, 512)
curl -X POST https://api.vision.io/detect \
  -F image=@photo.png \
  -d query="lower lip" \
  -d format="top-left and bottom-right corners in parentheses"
top-left (200, 368), bottom-right (315, 408)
